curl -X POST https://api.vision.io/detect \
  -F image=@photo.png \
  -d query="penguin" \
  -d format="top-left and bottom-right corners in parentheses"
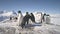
top-left (30, 13), bottom-right (35, 23)
top-left (17, 11), bottom-right (23, 26)
top-left (20, 12), bottom-right (31, 29)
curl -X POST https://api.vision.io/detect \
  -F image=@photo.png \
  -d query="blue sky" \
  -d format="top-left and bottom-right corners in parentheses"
top-left (0, 0), bottom-right (60, 14)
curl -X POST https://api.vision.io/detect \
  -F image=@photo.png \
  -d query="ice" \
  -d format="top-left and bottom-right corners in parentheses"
top-left (0, 25), bottom-right (16, 34)
top-left (0, 21), bottom-right (60, 34)
top-left (0, 12), bottom-right (60, 34)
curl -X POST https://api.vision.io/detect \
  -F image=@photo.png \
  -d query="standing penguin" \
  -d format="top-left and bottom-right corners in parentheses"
top-left (30, 13), bottom-right (35, 23)
top-left (17, 10), bottom-right (23, 26)
top-left (21, 12), bottom-right (31, 29)
top-left (45, 14), bottom-right (50, 24)
top-left (10, 17), bottom-right (12, 20)
top-left (40, 12), bottom-right (43, 23)
top-left (42, 13), bottom-right (46, 22)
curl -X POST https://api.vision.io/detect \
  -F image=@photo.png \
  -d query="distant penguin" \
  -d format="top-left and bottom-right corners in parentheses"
top-left (42, 13), bottom-right (46, 22)
top-left (10, 17), bottom-right (12, 20)
top-left (45, 14), bottom-right (50, 24)
top-left (42, 13), bottom-right (46, 25)
top-left (40, 12), bottom-right (43, 23)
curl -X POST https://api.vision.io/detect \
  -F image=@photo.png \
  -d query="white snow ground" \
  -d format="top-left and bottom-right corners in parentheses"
top-left (0, 11), bottom-right (60, 34)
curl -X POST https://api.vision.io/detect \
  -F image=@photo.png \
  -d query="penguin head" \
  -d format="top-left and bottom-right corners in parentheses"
top-left (26, 12), bottom-right (28, 15)
top-left (44, 13), bottom-right (46, 16)
top-left (18, 10), bottom-right (21, 13)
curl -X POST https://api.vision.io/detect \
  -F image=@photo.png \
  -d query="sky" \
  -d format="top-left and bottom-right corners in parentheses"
top-left (0, 0), bottom-right (60, 14)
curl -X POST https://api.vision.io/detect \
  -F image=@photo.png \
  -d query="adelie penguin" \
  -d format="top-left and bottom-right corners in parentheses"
top-left (30, 13), bottom-right (35, 23)
top-left (21, 12), bottom-right (31, 29)
top-left (17, 10), bottom-right (23, 26)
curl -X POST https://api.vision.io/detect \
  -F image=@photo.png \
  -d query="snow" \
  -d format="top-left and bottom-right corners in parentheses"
top-left (0, 12), bottom-right (12, 16)
top-left (0, 11), bottom-right (60, 34)
top-left (50, 14), bottom-right (60, 25)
